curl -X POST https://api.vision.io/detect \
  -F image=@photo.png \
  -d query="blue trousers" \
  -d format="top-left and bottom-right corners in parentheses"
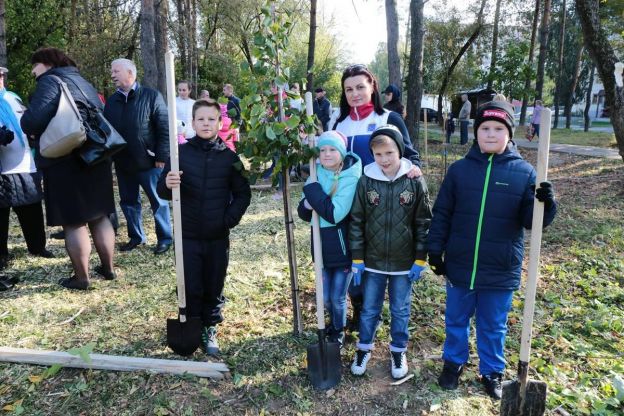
top-left (323, 267), bottom-right (351, 333)
top-left (357, 272), bottom-right (413, 352)
top-left (460, 120), bottom-right (470, 145)
top-left (116, 167), bottom-right (172, 244)
top-left (442, 283), bottom-right (514, 376)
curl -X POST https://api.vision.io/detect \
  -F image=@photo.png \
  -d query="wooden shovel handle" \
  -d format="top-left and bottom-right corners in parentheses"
top-left (519, 109), bottom-right (552, 366)
top-left (305, 92), bottom-right (326, 330)
top-left (165, 52), bottom-right (188, 323)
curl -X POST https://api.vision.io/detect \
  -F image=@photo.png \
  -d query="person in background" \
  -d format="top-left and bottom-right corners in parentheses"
top-left (199, 90), bottom-right (210, 100)
top-left (21, 48), bottom-right (116, 290)
top-left (222, 83), bottom-right (241, 123)
top-left (382, 84), bottom-right (404, 118)
top-left (218, 103), bottom-right (239, 152)
top-left (104, 58), bottom-right (172, 255)
top-left (0, 65), bottom-right (53, 274)
top-left (176, 80), bottom-right (195, 139)
top-left (428, 101), bottom-right (557, 399)
top-left (313, 87), bottom-right (332, 132)
top-left (529, 99), bottom-right (543, 142)
top-left (458, 94), bottom-right (471, 145)
top-left (289, 82), bottom-right (303, 112)
top-left (157, 99), bottom-right (251, 356)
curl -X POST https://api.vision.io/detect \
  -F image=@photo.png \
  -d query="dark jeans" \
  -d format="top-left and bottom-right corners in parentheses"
top-left (0, 202), bottom-right (46, 256)
top-left (182, 238), bottom-right (229, 327)
top-left (460, 120), bottom-right (470, 145)
top-left (116, 167), bottom-right (172, 245)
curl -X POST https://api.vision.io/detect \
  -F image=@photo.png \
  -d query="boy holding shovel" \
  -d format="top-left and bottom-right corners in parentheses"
top-left (157, 99), bottom-right (251, 356)
top-left (427, 101), bottom-right (557, 399)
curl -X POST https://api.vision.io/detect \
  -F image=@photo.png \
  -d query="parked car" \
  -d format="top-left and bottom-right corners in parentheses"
top-left (420, 107), bottom-right (439, 123)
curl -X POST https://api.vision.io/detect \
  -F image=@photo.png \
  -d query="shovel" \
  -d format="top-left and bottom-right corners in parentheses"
top-left (304, 92), bottom-right (341, 390)
top-left (164, 51), bottom-right (202, 356)
top-left (500, 109), bottom-right (552, 415)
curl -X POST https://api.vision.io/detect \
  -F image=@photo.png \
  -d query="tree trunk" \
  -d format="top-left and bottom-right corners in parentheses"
top-left (553, 0), bottom-right (566, 129)
top-left (140, 0), bottom-right (159, 90)
top-left (405, 0), bottom-right (424, 143)
top-left (175, 0), bottom-right (188, 77)
top-left (576, 0), bottom-right (624, 161)
top-left (385, 0), bottom-right (401, 89)
top-left (306, 0), bottom-right (317, 93)
top-left (535, 0), bottom-right (552, 100)
top-left (584, 65), bottom-right (594, 132)
top-left (154, 0), bottom-right (168, 97)
top-left (565, 46), bottom-right (584, 129)
top-left (0, 0), bottom-right (6, 68)
top-left (520, 0), bottom-right (541, 125)
top-left (487, 0), bottom-right (503, 90)
top-left (437, 0), bottom-right (487, 125)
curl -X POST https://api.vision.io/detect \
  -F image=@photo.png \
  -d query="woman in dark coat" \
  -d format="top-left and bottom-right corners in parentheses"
top-left (21, 48), bottom-right (116, 290)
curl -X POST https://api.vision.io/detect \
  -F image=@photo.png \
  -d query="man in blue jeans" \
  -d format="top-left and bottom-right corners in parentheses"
top-left (458, 94), bottom-right (471, 145)
top-left (104, 58), bottom-right (172, 254)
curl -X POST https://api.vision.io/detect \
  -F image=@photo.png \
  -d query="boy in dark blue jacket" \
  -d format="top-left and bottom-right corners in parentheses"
top-left (157, 99), bottom-right (251, 356)
top-left (427, 101), bottom-right (557, 399)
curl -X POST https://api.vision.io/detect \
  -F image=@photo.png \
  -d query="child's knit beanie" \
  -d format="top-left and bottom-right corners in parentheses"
top-left (369, 124), bottom-right (404, 158)
top-left (317, 130), bottom-right (348, 159)
top-left (474, 100), bottom-right (515, 139)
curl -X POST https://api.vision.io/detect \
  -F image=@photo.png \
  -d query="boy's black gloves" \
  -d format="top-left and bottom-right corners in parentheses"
top-left (428, 253), bottom-right (446, 276)
top-left (0, 126), bottom-right (14, 146)
top-left (535, 181), bottom-right (555, 209)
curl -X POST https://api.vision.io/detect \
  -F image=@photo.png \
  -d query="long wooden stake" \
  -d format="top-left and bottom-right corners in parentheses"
top-left (0, 347), bottom-right (228, 379)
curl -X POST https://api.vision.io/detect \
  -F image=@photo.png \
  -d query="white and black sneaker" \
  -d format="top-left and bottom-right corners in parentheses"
top-left (350, 349), bottom-right (371, 376)
top-left (391, 351), bottom-right (408, 379)
top-left (201, 326), bottom-right (220, 356)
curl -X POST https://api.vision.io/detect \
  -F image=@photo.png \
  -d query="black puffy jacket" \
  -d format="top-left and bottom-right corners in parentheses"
top-left (104, 83), bottom-right (169, 172)
top-left (156, 137), bottom-right (251, 240)
top-left (21, 66), bottom-right (102, 169)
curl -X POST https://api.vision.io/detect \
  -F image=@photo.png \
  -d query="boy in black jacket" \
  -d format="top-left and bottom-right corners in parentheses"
top-left (157, 99), bottom-right (251, 356)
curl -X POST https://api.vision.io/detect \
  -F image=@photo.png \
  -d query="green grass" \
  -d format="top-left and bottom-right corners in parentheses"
top-left (1, 148), bottom-right (623, 415)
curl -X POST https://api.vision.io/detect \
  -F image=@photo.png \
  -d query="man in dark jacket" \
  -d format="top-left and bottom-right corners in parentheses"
top-left (104, 58), bottom-right (172, 254)
top-left (312, 87), bottom-right (332, 131)
top-left (222, 84), bottom-right (241, 123)
top-left (382, 84), bottom-right (404, 118)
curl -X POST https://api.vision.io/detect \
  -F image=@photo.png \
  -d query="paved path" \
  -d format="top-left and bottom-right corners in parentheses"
top-left (513, 138), bottom-right (621, 160)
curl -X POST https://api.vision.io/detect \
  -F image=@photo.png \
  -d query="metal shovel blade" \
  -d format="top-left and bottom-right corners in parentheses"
top-left (500, 379), bottom-right (547, 416)
top-left (307, 329), bottom-right (341, 390)
top-left (167, 316), bottom-right (203, 356)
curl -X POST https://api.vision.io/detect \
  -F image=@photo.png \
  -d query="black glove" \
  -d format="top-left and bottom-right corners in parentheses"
top-left (428, 253), bottom-right (446, 276)
top-left (535, 181), bottom-right (555, 209)
top-left (0, 126), bottom-right (14, 146)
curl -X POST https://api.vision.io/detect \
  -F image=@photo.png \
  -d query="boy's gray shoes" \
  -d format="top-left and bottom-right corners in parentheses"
top-left (201, 326), bottom-right (219, 356)
top-left (391, 351), bottom-right (408, 379)
top-left (351, 349), bottom-right (371, 376)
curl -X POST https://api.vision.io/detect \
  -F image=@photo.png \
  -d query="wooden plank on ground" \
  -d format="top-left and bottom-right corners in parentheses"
top-left (0, 347), bottom-right (229, 379)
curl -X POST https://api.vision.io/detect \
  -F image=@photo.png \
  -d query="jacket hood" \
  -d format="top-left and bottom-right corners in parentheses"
top-left (384, 84), bottom-right (401, 102)
top-left (187, 136), bottom-right (229, 152)
top-left (363, 158), bottom-right (412, 181)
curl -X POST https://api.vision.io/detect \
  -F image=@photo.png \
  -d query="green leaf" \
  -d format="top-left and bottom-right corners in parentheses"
top-left (285, 115), bottom-right (300, 130)
top-left (266, 126), bottom-right (277, 140)
top-left (67, 342), bottom-right (95, 365)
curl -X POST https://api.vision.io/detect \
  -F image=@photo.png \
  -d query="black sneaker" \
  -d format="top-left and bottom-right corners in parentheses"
top-left (327, 329), bottom-right (345, 349)
top-left (438, 360), bottom-right (464, 390)
top-left (94, 265), bottom-right (116, 280)
top-left (481, 372), bottom-right (503, 400)
top-left (201, 326), bottom-right (219, 356)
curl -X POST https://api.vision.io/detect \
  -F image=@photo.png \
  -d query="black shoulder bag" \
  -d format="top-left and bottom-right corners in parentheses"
top-left (70, 80), bottom-right (127, 166)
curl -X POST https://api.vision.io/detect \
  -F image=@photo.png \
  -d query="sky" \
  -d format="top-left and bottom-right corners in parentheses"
top-left (318, 0), bottom-right (471, 65)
